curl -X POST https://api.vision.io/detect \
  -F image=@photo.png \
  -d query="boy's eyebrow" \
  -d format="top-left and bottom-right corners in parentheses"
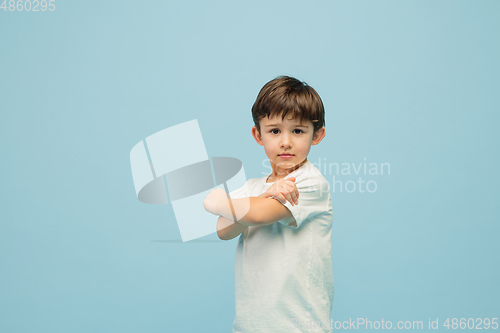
top-left (265, 123), bottom-right (309, 128)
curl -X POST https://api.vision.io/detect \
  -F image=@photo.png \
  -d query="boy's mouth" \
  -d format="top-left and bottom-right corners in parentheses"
top-left (279, 153), bottom-right (294, 157)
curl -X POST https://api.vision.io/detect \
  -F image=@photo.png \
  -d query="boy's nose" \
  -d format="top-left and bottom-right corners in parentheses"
top-left (280, 134), bottom-right (292, 148)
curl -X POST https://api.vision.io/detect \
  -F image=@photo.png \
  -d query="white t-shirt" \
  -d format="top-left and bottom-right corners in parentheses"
top-left (229, 160), bottom-right (334, 333)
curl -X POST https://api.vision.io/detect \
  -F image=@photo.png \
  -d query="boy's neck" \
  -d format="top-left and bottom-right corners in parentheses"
top-left (267, 158), bottom-right (308, 182)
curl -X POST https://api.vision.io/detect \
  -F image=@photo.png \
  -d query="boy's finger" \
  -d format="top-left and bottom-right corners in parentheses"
top-left (278, 194), bottom-right (287, 204)
top-left (293, 184), bottom-right (299, 200)
top-left (285, 193), bottom-right (294, 206)
top-left (284, 184), bottom-right (298, 203)
top-left (271, 194), bottom-right (287, 204)
top-left (288, 186), bottom-right (299, 205)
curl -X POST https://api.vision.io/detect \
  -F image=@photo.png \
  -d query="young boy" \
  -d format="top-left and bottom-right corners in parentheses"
top-left (203, 76), bottom-right (334, 332)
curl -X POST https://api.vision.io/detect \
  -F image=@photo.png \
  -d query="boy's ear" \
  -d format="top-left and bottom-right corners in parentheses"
top-left (312, 127), bottom-right (326, 145)
top-left (251, 126), bottom-right (264, 146)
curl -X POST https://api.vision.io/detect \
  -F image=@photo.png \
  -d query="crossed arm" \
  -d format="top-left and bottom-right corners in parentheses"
top-left (204, 177), bottom-right (300, 240)
top-left (211, 193), bottom-right (295, 240)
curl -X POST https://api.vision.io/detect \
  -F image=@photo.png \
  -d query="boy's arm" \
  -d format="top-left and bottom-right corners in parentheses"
top-left (216, 216), bottom-right (248, 240)
top-left (215, 192), bottom-right (297, 240)
top-left (219, 195), bottom-right (294, 227)
top-left (203, 188), bottom-right (296, 227)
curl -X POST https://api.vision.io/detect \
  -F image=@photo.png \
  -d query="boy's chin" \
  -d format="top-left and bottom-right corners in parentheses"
top-left (271, 160), bottom-right (305, 171)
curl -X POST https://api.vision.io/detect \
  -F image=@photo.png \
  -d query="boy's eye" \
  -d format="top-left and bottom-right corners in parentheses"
top-left (270, 129), bottom-right (303, 134)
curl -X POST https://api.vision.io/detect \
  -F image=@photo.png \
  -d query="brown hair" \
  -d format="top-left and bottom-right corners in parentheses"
top-left (251, 76), bottom-right (325, 134)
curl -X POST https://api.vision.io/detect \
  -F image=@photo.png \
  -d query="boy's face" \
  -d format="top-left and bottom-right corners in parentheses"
top-left (252, 115), bottom-right (326, 177)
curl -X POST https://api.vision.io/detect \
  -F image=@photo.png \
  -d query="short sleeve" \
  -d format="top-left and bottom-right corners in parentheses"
top-left (277, 173), bottom-right (330, 229)
top-left (228, 180), bottom-right (251, 200)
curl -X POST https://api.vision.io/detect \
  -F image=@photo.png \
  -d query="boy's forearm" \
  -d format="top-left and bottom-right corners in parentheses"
top-left (218, 197), bottom-right (258, 226)
top-left (220, 196), bottom-right (287, 227)
top-left (216, 216), bottom-right (248, 240)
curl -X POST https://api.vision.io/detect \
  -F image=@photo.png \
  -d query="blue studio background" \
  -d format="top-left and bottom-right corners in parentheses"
top-left (1, 1), bottom-right (499, 332)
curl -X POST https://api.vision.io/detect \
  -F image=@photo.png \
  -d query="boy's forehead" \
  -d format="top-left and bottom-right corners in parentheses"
top-left (261, 116), bottom-right (311, 127)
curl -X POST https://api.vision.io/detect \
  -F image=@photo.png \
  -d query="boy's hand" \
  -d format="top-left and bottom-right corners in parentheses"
top-left (203, 188), bottom-right (229, 216)
top-left (260, 176), bottom-right (299, 206)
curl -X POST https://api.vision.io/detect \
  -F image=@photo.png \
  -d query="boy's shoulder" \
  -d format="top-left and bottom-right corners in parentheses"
top-left (292, 161), bottom-right (330, 193)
